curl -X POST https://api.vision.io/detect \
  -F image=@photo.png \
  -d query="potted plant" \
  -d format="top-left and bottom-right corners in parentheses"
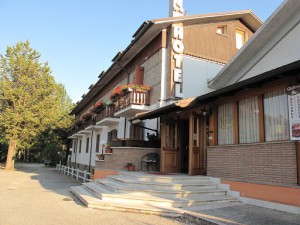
top-left (96, 154), bottom-right (105, 160)
top-left (102, 143), bottom-right (112, 153)
top-left (124, 162), bottom-right (135, 171)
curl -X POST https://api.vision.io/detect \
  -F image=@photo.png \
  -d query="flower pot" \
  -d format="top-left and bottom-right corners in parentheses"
top-left (105, 148), bottom-right (112, 154)
top-left (97, 154), bottom-right (105, 160)
top-left (128, 165), bottom-right (135, 171)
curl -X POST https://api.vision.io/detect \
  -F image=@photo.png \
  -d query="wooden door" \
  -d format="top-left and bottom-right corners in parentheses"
top-left (189, 112), bottom-right (207, 175)
top-left (161, 119), bottom-right (179, 173)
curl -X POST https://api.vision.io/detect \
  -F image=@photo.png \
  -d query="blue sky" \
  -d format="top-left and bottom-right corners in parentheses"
top-left (0, 0), bottom-right (284, 102)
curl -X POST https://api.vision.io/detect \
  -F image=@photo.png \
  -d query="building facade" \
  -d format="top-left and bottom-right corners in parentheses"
top-left (67, 2), bottom-right (260, 174)
top-left (134, 0), bottom-right (300, 208)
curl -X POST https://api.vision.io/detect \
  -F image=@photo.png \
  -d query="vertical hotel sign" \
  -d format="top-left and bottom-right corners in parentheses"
top-left (287, 85), bottom-right (300, 140)
top-left (170, 0), bottom-right (184, 98)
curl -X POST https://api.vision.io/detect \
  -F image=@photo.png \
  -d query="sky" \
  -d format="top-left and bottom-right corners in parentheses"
top-left (0, 0), bottom-right (284, 103)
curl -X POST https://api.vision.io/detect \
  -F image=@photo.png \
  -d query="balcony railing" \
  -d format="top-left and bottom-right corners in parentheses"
top-left (114, 89), bottom-right (149, 113)
top-left (84, 117), bottom-right (95, 128)
top-left (95, 105), bottom-right (115, 122)
top-left (77, 123), bottom-right (85, 132)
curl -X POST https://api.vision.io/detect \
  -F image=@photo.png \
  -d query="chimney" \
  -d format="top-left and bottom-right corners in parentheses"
top-left (169, 0), bottom-right (184, 17)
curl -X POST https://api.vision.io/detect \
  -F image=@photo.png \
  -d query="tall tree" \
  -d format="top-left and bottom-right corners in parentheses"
top-left (0, 41), bottom-right (73, 170)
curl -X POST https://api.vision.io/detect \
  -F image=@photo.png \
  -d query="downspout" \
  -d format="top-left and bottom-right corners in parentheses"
top-left (115, 60), bottom-right (130, 138)
top-left (88, 129), bottom-right (94, 173)
top-left (74, 137), bottom-right (78, 168)
top-left (160, 29), bottom-right (168, 107)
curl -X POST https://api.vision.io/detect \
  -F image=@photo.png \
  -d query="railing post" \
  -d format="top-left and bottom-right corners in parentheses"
top-left (76, 169), bottom-right (79, 181)
top-left (83, 170), bottom-right (87, 182)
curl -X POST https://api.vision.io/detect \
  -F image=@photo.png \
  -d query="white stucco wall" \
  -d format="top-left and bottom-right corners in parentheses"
top-left (182, 56), bottom-right (223, 98)
top-left (240, 14), bottom-right (300, 82)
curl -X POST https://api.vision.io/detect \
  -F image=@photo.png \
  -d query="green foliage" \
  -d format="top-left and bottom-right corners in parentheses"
top-left (0, 41), bottom-right (73, 161)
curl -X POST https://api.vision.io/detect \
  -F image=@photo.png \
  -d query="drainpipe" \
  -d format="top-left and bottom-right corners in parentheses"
top-left (88, 129), bottom-right (94, 173)
top-left (74, 137), bottom-right (78, 168)
top-left (160, 29), bottom-right (167, 107)
top-left (115, 61), bottom-right (130, 138)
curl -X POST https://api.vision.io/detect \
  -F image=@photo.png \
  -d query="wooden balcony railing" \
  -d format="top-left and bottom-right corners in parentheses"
top-left (114, 90), bottom-right (149, 112)
top-left (76, 123), bottom-right (85, 132)
top-left (84, 117), bottom-right (95, 128)
top-left (95, 105), bottom-right (115, 123)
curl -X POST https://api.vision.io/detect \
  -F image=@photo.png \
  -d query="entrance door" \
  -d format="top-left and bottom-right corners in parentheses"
top-left (161, 119), bottom-right (179, 173)
top-left (189, 112), bottom-right (207, 175)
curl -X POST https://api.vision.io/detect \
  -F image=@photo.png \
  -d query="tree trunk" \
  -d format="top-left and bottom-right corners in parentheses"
top-left (5, 140), bottom-right (17, 170)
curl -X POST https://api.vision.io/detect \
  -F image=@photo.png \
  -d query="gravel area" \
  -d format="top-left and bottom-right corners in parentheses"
top-left (0, 163), bottom-right (193, 225)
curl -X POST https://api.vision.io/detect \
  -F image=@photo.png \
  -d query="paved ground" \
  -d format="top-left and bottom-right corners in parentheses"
top-left (0, 163), bottom-right (189, 225)
top-left (1, 163), bottom-right (300, 225)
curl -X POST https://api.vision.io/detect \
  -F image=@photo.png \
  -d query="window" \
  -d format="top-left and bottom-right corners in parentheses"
top-left (216, 85), bottom-right (292, 145)
top-left (216, 26), bottom-right (227, 35)
top-left (264, 89), bottom-right (289, 141)
top-left (239, 96), bottom-right (260, 143)
top-left (108, 129), bottom-right (118, 144)
top-left (86, 137), bottom-right (90, 153)
top-left (166, 122), bottom-right (176, 148)
top-left (236, 30), bottom-right (245, 49)
top-left (129, 122), bottom-right (144, 140)
top-left (73, 140), bottom-right (77, 153)
top-left (96, 134), bottom-right (100, 153)
top-left (79, 140), bottom-right (82, 153)
top-left (218, 103), bottom-right (235, 145)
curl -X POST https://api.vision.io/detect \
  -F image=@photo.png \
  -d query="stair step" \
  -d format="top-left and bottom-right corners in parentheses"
top-left (115, 172), bottom-right (211, 183)
top-left (71, 173), bottom-right (239, 214)
top-left (79, 182), bottom-right (236, 208)
top-left (104, 177), bottom-right (217, 191)
top-left (70, 186), bottom-right (182, 216)
top-left (96, 179), bottom-right (225, 198)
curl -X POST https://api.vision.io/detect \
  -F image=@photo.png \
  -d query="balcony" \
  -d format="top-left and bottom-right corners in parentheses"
top-left (113, 89), bottom-right (150, 118)
top-left (95, 105), bottom-right (119, 126)
top-left (84, 117), bottom-right (102, 131)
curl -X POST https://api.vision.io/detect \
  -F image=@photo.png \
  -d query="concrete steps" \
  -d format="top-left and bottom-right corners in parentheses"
top-left (70, 172), bottom-right (239, 216)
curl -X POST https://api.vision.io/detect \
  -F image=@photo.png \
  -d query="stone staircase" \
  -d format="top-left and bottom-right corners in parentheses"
top-left (70, 172), bottom-right (240, 216)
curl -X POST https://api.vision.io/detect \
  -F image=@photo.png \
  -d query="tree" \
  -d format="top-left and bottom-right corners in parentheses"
top-left (0, 41), bottom-right (73, 170)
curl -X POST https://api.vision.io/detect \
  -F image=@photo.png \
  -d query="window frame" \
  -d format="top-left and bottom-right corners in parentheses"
top-left (215, 79), bottom-right (290, 145)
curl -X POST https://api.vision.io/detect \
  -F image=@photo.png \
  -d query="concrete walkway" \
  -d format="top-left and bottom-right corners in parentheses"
top-left (0, 163), bottom-right (186, 225)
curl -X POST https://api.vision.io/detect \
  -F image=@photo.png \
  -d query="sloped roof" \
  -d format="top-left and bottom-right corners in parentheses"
top-left (71, 10), bottom-right (262, 115)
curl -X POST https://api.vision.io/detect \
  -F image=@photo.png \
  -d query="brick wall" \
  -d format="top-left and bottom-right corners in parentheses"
top-left (207, 141), bottom-right (298, 186)
top-left (143, 49), bottom-right (162, 105)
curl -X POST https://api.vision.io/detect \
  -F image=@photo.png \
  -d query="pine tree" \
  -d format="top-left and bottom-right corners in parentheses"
top-left (0, 41), bottom-right (73, 170)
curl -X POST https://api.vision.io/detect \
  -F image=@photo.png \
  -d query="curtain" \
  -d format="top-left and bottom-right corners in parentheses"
top-left (218, 103), bottom-right (235, 145)
top-left (239, 96), bottom-right (260, 143)
top-left (264, 89), bottom-right (289, 141)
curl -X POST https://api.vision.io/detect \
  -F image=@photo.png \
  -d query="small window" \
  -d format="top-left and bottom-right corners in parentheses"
top-left (73, 140), bottom-right (77, 153)
top-left (217, 26), bottom-right (227, 35)
top-left (96, 134), bottom-right (100, 153)
top-left (86, 137), bottom-right (90, 153)
top-left (236, 30), bottom-right (245, 49)
top-left (79, 140), bottom-right (82, 153)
